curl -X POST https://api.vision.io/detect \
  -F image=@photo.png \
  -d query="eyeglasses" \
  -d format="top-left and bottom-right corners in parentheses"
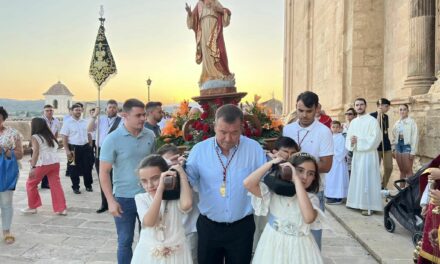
top-left (345, 113), bottom-right (354, 116)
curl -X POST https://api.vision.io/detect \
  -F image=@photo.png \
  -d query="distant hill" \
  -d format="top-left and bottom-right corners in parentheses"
top-left (0, 98), bottom-right (200, 118)
top-left (0, 99), bottom-right (45, 116)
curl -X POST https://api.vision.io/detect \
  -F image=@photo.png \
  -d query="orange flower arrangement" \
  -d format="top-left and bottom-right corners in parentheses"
top-left (245, 96), bottom-right (283, 139)
top-left (158, 101), bottom-right (190, 147)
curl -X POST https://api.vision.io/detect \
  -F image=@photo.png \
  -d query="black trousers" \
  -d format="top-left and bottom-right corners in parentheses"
top-left (197, 214), bottom-right (255, 264)
top-left (68, 144), bottom-right (94, 190)
top-left (94, 147), bottom-right (113, 208)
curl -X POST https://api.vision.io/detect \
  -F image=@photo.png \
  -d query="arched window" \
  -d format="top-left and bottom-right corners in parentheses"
top-left (53, 99), bottom-right (58, 109)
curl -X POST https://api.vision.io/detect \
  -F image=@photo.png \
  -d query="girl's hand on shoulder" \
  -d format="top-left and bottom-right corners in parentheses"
top-left (177, 155), bottom-right (186, 166)
top-left (271, 156), bottom-right (285, 165)
top-left (170, 164), bottom-right (185, 176)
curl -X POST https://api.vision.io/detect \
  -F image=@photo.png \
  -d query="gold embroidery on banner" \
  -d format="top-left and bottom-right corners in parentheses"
top-left (89, 25), bottom-right (117, 87)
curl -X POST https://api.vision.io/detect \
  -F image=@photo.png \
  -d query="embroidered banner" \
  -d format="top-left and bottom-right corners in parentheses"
top-left (89, 18), bottom-right (117, 88)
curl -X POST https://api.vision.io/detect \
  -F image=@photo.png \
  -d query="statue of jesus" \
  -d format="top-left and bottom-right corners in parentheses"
top-left (186, 0), bottom-right (235, 90)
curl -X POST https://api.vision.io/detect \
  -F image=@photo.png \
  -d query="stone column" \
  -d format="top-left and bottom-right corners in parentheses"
top-left (436, 0), bottom-right (440, 73)
top-left (283, 0), bottom-right (294, 115)
top-left (429, 0), bottom-right (440, 93)
top-left (403, 0), bottom-right (436, 96)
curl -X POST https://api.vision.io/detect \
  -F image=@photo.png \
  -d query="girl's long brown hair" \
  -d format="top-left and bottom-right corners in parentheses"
top-left (31, 117), bottom-right (58, 148)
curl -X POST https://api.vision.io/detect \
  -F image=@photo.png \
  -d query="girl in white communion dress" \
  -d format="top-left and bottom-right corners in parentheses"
top-left (131, 155), bottom-right (193, 264)
top-left (244, 153), bottom-right (324, 264)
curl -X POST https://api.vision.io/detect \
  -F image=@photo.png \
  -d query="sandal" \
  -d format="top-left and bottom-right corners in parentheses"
top-left (4, 234), bottom-right (15, 245)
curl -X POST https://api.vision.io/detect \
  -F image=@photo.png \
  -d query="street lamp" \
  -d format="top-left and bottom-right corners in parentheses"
top-left (146, 77), bottom-right (152, 102)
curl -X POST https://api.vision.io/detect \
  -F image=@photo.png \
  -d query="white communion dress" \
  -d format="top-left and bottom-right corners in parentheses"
top-left (251, 183), bottom-right (324, 264)
top-left (131, 193), bottom-right (193, 264)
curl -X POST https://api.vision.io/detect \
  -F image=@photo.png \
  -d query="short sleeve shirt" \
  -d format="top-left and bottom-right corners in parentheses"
top-left (100, 125), bottom-right (156, 198)
top-left (283, 120), bottom-right (334, 190)
top-left (60, 118), bottom-right (89, 145)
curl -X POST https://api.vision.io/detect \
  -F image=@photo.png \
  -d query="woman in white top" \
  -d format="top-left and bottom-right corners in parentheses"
top-left (391, 104), bottom-right (418, 187)
top-left (22, 118), bottom-right (67, 215)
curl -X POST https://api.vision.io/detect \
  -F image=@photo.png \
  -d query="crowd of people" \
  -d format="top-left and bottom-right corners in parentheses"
top-left (0, 90), bottom-right (423, 263)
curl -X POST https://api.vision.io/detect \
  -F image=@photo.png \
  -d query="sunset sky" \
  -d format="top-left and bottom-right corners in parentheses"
top-left (0, 1), bottom-right (284, 104)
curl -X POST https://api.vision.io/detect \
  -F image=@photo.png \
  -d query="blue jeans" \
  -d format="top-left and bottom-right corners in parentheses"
top-left (396, 138), bottom-right (411, 154)
top-left (114, 197), bottom-right (138, 264)
top-left (311, 191), bottom-right (325, 250)
top-left (0, 191), bottom-right (13, 231)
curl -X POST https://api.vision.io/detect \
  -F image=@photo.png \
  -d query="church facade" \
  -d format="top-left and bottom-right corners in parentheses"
top-left (283, 0), bottom-right (440, 161)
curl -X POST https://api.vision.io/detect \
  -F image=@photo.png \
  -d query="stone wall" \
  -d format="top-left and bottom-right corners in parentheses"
top-left (284, 0), bottom-right (440, 161)
top-left (284, 0), bottom-right (386, 117)
top-left (5, 121), bottom-right (31, 141)
top-left (312, 0), bottom-right (345, 114)
top-left (383, 0), bottom-right (410, 100)
top-left (349, 0), bottom-right (384, 103)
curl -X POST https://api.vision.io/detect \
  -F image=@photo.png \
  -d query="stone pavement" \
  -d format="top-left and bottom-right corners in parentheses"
top-left (326, 201), bottom-right (414, 264)
top-left (0, 149), bottom-right (377, 263)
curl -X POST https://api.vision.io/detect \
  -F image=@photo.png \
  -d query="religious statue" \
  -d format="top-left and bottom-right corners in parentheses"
top-left (186, 0), bottom-right (235, 90)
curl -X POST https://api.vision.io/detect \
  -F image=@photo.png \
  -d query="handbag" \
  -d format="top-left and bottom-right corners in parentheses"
top-left (0, 149), bottom-right (19, 192)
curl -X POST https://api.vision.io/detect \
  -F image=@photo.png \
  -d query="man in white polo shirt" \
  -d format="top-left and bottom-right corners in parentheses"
top-left (61, 103), bottom-right (94, 194)
top-left (283, 91), bottom-right (333, 250)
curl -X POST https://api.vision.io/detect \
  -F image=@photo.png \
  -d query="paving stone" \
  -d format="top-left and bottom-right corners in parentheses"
top-left (2, 150), bottom-right (379, 263)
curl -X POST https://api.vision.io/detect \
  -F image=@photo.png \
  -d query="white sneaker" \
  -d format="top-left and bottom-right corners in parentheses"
top-left (21, 208), bottom-right (37, 214)
top-left (56, 209), bottom-right (67, 216)
top-left (381, 189), bottom-right (391, 198)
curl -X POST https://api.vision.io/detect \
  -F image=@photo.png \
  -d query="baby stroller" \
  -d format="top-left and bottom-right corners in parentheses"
top-left (383, 164), bottom-right (428, 246)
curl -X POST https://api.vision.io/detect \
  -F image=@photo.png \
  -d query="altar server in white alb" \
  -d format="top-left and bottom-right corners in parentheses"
top-left (324, 121), bottom-right (349, 205)
top-left (345, 98), bottom-right (382, 216)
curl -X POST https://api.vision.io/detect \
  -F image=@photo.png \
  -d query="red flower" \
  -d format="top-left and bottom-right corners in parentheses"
top-left (253, 129), bottom-right (262, 137)
top-left (214, 98), bottom-right (223, 107)
top-left (202, 135), bottom-right (209, 140)
top-left (202, 123), bottom-right (210, 133)
top-left (201, 111), bottom-right (209, 120)
top-left (201, 103), bottom-right (210, 111)
top-left (185, 134), bottom-right (193, 141)
top-left (245, 128), bottom-right (252, 137)
top-left (197, 122), bottom-right (204, 130)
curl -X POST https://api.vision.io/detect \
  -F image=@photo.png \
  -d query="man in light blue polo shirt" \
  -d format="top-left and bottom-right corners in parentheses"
top-left (99, 99), bottom-right (155, 264)
top-left (185, 104), bottom-right (266, 264)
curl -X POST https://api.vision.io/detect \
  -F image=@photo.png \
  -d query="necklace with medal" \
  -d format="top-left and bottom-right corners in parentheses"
top-left (297, 129), bottom-right (310, 150)
top-left (214, 141), bottom-right (239, 197)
